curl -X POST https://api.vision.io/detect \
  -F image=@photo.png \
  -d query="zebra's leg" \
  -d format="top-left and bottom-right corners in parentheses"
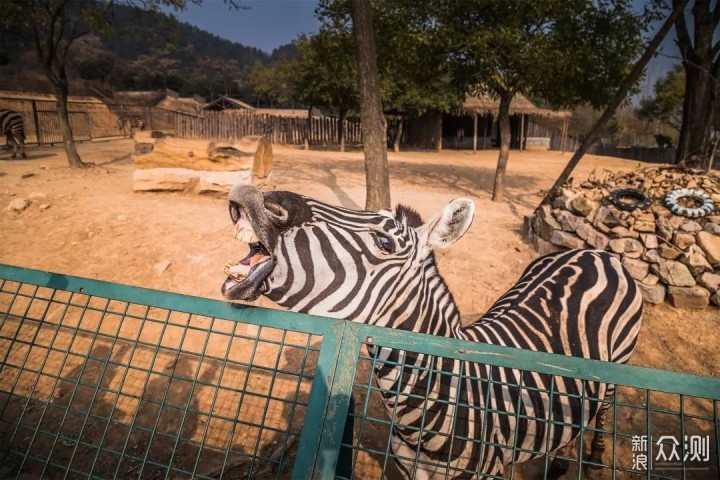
top-left (7, 135), bottom-right (17, 159)
top-left (586, 386), bottom-right (615, 474)
top-left (20, 140), bottom-right (26, 159)
top-left (545, 439), bottom-right (576, 480)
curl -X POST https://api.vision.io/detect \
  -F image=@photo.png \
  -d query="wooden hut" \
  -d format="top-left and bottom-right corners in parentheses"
top-left (448, 93), bottom-right (570, 152)
top-left (203, 96), bottom-right (255, 112)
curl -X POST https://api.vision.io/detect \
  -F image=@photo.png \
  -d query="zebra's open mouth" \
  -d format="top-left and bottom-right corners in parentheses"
top-left (221, 202), bottom-right (274, 300)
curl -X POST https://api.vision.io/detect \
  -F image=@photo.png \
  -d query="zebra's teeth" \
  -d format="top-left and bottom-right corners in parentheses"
top-left (234, 229), bottom-right (259, 243)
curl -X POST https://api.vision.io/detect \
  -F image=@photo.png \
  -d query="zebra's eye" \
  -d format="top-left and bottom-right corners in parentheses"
top-left (373, 232), bottom-right (395, 253)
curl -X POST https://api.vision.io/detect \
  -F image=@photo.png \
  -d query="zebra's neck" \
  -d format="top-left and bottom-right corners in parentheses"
top-left (373, 256), bottom-right (466, 339)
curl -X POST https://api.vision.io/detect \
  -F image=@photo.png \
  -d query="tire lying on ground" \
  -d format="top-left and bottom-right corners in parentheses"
top-left (664, 188), bottom-right (715, 218)
top-left (608, 188), bottom-right (653, 212)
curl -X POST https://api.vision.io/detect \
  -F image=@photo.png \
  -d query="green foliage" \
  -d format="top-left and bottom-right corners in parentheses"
top-left (291, 30), bottom-right (358, 115)
top-left (636, 65), bottom-right (684, 131)
top-left (434, 0), bottom-right (649, 108)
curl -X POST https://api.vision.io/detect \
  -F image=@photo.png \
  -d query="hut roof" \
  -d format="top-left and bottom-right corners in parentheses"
top-left (457, 92), bottom-right (570, 118)
top-left (203, 95), bottom-right (255, 111)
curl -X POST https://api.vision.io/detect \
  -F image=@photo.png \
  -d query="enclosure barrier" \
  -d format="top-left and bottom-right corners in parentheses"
top-left (0, 264), bottom-right (718, 479)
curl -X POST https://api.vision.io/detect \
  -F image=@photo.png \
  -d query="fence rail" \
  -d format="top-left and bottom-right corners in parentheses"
top-left (175, 111), bottom-right (362, 146)
top-left (1, 264), bottom-right (718, 479)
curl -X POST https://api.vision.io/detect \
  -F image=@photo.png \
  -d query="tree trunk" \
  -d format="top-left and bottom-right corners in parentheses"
top-left (537, 0), bottom-right (685, 208)
top-left (492, 91), bottom-right (513, 202)
top-left (338, 109), bottom-right (346, 152)
top-left (350, 0), bottom-right (391, 211)
top-left (393, 118), bottom-right (403, 153)
top-left (53, 80), bottom-right (85, 168)
top-left (674, 0), bottom-right (719, 163)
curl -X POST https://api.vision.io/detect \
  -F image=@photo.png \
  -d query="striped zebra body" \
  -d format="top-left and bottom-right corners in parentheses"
top-left (221, 187), bottom-right (643, 479)
top-left (0, 109), bottom-right (27, 159)
top-left (118, 116), bottom-right (144, 137)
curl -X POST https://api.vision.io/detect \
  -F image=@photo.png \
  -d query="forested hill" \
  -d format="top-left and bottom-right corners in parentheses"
top-left (0, 3), bottom-right (297, 99)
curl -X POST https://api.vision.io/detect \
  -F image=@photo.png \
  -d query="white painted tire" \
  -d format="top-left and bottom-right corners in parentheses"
top-left (664, 188), bottom-right (715, 218)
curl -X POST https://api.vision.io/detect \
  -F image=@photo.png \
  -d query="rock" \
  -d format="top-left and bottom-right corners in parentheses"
top-left (669, 216), bottom-right (685, 230)
top-left (571, 197), bottom-right (597, 217)
top-left (704, 223), bottom-right (720, 235)
top-left (552, 195), bottom-right (574, 210)
top-left (555, 210), bottom-right (583, 232)
top-left (39, 204), bottom-right (50, 210)
top-left (667, 286), bottom-right (710, 309)
top-left (117, 214), bottom-right (127, 221)
top-left (622, 258), bottom-right (650, 281)
top-left (640, 234), bottom-right (658, 249)
top-left (656, 217), bottom-right (673, 240)
top-left (533, 235), bottom-right (562, 256)
top-left (696, 231), bottom-right (720, 265)
top-left (697, 272), bottom-right (720, 292)
top-left (642, 249), bottom-right (661, 263)
top-left (28, 192), bottom-right (47, 200)
top-left (680, 221), bottom-right (702, 233)
top-left (642, 273), bottom-right (660, 286)
top-left (651, 259), bottom-right (696, 287)
top-left (633, 221), bottom-right (656, 233)
top-left (611, 226), bottom-right (639, 239)
top-left (609, 238), bottom-right (644, 258)
top-left (680, 245), bottom-right (713, 275)
top-left (659, 244), bottom-right (682, 260)
top-left (672, 232), bottom-right (695, 250)
top-left (154, 259), bottom-right (171, 276)
top-left (550, 230), bottom-right (586, 249)
top-left (537, 205), bottom-right (562, 241)
top-left (575, 222), bottom-right (610, 250)
top-left (711, 290), bottom-right (720, 307)
top-left (253, 136), bottom-right (274, 178)
top-left (21, 172), bottom-right (34, 179)
top-left (7, 198), bottom-right (30, 212)
top-left (639, 283), bottom-right (666, 305)
top-left (635, 212), bottom-right (655, 223)
top-left (594, 206), bottom-right (622, 228)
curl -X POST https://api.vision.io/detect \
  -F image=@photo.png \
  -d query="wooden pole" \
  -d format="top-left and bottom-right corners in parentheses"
top-left (473, 113), bottom-right (478, 154)
top-left (520, 114), bottom-right (525, 151)
top-left (483, 114), bottom-right (489, 149)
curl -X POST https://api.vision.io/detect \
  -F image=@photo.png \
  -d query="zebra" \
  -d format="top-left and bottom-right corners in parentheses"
top-left (117, 116), bottom-right (145, 137)
top-left (1, 109), bottom-right (27, 159)
top-left (221, 185), bottom-right (643, 479)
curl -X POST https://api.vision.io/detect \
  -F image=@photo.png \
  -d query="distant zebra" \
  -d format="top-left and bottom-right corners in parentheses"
top-left (117, 116), bottom-right (145, 137)
top-left (1, 109), bottom-right (27, 159)
top-left (221, 186), bottom-right (643, 479)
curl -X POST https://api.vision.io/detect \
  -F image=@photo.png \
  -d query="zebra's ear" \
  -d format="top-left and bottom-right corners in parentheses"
top-left (419, 198), bottom-right (475, 249)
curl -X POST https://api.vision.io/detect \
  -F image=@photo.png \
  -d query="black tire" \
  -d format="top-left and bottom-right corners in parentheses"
top-left (607, 188), bottom-right (652, 212)
top-left (664, 188), bottom-right (715, 218)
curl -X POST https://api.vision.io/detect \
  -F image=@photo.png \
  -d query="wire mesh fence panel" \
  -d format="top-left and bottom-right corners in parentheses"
top-left (0, 270), bottom-right (330, 480)
top-left (1, 265), bottom-right (719, 480)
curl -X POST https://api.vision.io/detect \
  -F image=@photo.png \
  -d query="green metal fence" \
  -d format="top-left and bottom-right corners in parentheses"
top-left (0, 264), bottom-right (718, 479)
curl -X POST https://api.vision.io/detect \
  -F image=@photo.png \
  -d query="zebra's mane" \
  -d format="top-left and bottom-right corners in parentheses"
top-left (395, 204), bottom-right (423, 228)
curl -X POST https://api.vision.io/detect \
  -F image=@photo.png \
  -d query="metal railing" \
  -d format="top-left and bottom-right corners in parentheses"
top-left (0, 264), bottom-right (718, 479)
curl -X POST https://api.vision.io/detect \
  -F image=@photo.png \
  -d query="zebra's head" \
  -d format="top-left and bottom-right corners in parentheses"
top-left (221, 185), bottom-right (475, 321)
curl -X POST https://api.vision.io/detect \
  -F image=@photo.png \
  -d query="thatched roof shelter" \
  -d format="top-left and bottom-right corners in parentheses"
top-left (456, 92), bottom-right (570, 118)
top-left (204, 95), bottom-right (255, 111)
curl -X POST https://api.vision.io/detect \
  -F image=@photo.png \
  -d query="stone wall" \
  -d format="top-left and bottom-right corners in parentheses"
top-left (525, 167), bottom-right (720, 309)
top-left (131, 132), bottom-right (274, 195)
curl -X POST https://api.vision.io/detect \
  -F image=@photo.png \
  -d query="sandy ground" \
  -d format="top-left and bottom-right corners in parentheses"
top-left (0, 140), bottom-right (718, 479)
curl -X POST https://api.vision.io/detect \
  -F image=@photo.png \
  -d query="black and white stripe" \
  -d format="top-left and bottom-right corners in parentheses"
top-left (227, 190), bottom-right (643, 479)
top-left (117, 116), bottom-right (145, 136)
top-left (1, 109), bottom-right (27, 159)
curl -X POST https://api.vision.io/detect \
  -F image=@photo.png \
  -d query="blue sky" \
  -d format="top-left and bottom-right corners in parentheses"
top-left (169, 0), bottom-right (320, 53)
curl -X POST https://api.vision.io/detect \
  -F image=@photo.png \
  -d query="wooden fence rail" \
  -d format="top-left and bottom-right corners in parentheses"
top-left (175, 111), bottom-right (362, 145)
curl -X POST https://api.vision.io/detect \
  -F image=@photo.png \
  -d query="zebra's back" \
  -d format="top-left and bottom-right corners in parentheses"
top-left (383, 249), bottom-right (643, 478)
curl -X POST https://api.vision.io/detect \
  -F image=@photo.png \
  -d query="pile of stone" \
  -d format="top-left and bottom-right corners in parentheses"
top-left (131, 132), bottom-right (274, 195)
top-left (526, 166), bottom-right (720, 309)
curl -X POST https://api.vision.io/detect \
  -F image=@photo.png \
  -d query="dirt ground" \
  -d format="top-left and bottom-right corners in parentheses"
top-left (0, 140), bottom-right (718, 479)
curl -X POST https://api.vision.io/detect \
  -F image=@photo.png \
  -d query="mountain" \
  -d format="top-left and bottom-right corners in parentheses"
top-left (0, 3), bottom-right (296, 100)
